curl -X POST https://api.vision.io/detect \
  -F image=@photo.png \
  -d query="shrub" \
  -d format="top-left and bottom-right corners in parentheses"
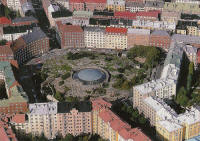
top-left (61, 72), bottom-right (70, 80)
top-left (59, 81), bottom-right (64, 86)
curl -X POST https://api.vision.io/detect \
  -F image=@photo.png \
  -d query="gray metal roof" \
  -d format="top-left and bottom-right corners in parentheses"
top-left (126, 2), bottom-right (145, 7)
top-left (84, 26), bottom-right (105, 32)
top-left (151, 30), bottom-right (170, 36)
top-left (172, 34), bottom-right (200, 44)
top-left (12, 16), bottom-right (37, 23)
top-left (22, 2), bottom-right (35, 14)
top-left (145, 1), bottom-right (164, 8)
top-left (22, 27), bottom-right (47, 44)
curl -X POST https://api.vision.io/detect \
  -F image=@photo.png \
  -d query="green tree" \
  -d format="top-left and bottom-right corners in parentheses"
top-left (176, 87), bottom-right (189, 107)
top-left (54, 91), bottom-right (64, 102)
top-left (63, 134), bottom-right (74, 141)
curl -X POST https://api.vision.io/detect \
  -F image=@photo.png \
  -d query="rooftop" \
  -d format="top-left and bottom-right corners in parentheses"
top-left (172, 34), bottom-right (200, 45)
top-left (125, 1), bottom-right (145, 7)
top-left (127, 28), bottom-right (150, 35)
top-left (57, 101), bottom-right (92, 113)
top-left (84, 26), bottom-right (105, 32)
top-left (23, 27), bottom-right (47, 44)
top-left (105, 27), bottom-right (127, 34)
top-left (56, 21), bottom-right (83, 32)
top-left (157, 120), bottom-right (182, 132)
top-left (151, 30), bottom-right (170, 36)
top-left (12, 16), bottom-right (38, 23)
top-left (0, 17), bottom-right (11, 25)
top-left (29, 102), bottom-right (57, 115)
top-left (114, 11), bottom-right (137, 19)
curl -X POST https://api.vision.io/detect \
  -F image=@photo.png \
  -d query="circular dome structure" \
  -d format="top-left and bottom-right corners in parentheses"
top-left (73, 68), bottom-right (106, 85)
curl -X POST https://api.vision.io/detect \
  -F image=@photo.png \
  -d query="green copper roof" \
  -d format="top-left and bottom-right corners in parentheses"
top-left (0, 61), bottom-right (28, 107)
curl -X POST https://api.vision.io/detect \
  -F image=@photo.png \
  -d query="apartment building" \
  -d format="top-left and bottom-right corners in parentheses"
top-left (56, 21), bottom-right (84, 49)
top-left (0, 61), bottom-right (28, 114)
top-left (27, 102), bottom-right (58, 139)
top-left (133, 42), bottom-right (183, 112)
top-left (0, 43), bottom-right (17, 66)
top-left (92, 98), bottom-right (151, 141)
top-left (84, 27), bottom-right (105, 48)
top-left (136, 11), bottom-right (160, 21)
top-left (149, 30), bottom-right (171, 50)
top-left (57, 102), bottom-right (92, 137)
top-left (13, 101), bottom-right (92, 139)
top-left (69, 0), bottom-right (106, 11)
top-left (105, 27), bottom-right (127, 49)
top-left (11, 16), bottom-right (38, 26)
top-left (163, 2), bottom-right (200, 14)
top-left (107, 0), bottom-right (125, 11)
top-left (182, 45), bottom-right (198, 67)
top-left (187, 26), bottom-right (200, 36)
top-left (143, 97), bottom-right (200, 141)
top-left (127, 28), bottom-right (150, 48)
top-left (12, 27), bottom-right (49, 65)
top-left (172, 34), bottom-right (200, 48)
top-left (56, 0), bottom-right (69, 9)
top-left (132, 20), bottom-right (176, 31)
top-left (125, 2), bottom-right (145, 12)
top-left (144, 1), bottom-right (164, 11)
top-left (0, 114), bottom-right (18, 141)
top-left (161, 11), bottom-right (180, 23)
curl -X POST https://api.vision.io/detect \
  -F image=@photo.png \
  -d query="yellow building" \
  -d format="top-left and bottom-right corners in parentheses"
top-left (187, 26), bottom-right (200, 36)
top-left (105, 27), bottom-right (127, 49)
top-left (156, 120), bottom-right (183, 141)
top-left (176, 29), bottom-right (187, 35)
top-left (107, 0), bottom-right (125, 11)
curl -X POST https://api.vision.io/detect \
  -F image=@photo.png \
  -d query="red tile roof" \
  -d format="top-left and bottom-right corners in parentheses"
top-left (0, 17), bottom-right (11, 25)
top-left (136, 10), bottom-right (160, 18)
top-left (105, 27), bottom-right (127, 34)
top-left (11, 114), bottom-right (25, 124)
top-left (114, 11), bottom-right (137, 20)
top-left (91, 98), bottom-right (112, 110)
top-left (56, 21), bottom-right (83, 33)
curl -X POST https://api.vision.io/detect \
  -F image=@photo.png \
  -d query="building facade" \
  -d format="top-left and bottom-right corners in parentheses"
top-left (127, 28), bottom-right (150, 48)
top-left (149, 30), bottom-right (171, 50)
top-left (56, 22), bottom-right (84, 49)
top-left (105, 27), bottom-right (127, 49)
top-left (12, 28), bottom-right (49, 65)
top-left (84, 27), bottom-right (105, 48)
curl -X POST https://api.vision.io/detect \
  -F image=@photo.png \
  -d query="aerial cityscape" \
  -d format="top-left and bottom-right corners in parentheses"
top-left (0, 0), bottom-right (200, 140)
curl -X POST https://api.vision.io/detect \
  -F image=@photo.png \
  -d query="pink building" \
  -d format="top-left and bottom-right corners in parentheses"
top-left (69, 0), bottom-right (107, 11)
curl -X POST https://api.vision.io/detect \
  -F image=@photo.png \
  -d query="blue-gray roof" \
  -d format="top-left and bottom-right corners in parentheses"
top-left (12, 16), bottom-right (37, 23)
top-left (151, 30), bottom-right (170, 36)
top-left (22, 27), bottom-right (47, 44)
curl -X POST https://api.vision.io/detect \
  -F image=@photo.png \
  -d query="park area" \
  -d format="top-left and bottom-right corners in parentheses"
top-left (29, 46), bottom-right (164, 102)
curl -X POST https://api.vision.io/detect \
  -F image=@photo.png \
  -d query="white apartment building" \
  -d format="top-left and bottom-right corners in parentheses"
top-left (28, 102), bottom-right (58, 139)
top-left (6, 0), bottom-right (21, 11)
top-left (174, 0), bottom-right (200, 4)
top-left (133, 42), bottom-right (184, 110)
top-left (56, 0), bottom-right (69, 9)
top-left (1, 31), bottom-right (29, 41)
top-left (132, 20), bottom-right (176, 31)
top-left (125, 2), bottom-right (145, 12)
top-left (84, 27), bottom-right (105, 48)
